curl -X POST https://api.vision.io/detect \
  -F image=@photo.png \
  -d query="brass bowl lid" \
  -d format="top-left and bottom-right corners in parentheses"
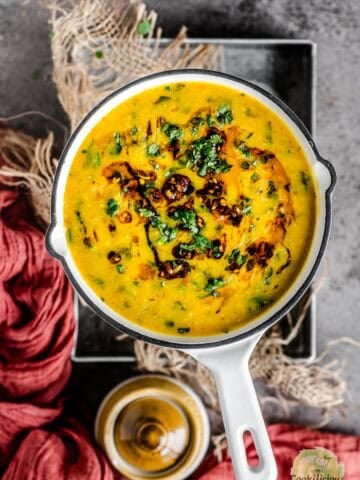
top-left (95, 375), bottom-right (210, 480)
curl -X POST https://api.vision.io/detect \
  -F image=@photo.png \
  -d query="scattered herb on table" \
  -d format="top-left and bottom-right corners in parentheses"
top-left (95, 50), bottom-right (104, 59)
top-left (137, 19), bottom-right (151, 36)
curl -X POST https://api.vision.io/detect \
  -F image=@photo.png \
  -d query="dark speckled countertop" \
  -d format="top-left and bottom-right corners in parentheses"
top-left (0, 0), bottom-right (359, 434)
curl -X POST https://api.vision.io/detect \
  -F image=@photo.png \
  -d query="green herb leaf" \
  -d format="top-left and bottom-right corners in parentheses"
top-left (162, 122), bottom-right (183, 143)
top-left (155, 95), bottom-right (171, 104)
top-left (83, 141), bottom-right (101, 167)
top-left (177, 327), bottom-right (190, 334)
top-left (109, 132), bottom-right (123, 155)
top-left (106, 198), bottom-right (119, 216)
top-left (241, 160), bottom-right (250, 170)
top-left (267, 180), bottom-right (277, 198)
top-left (116, 264), bottom-right (125, 274)
top-left (300, 171), bottom-right (310, 189)
top-left (137, 19), bottom-right (151, 36)
top-left (251, 172), bottom-right (260, 182)
top-left (235, 140), bottom-right (251, 157)
top-left (241, 204), bottom-right (252, 216)
top-left (147, 143), bottom-right (161, 156)
top-left (249, 296), bottom-right (273, 313)
top-left (171, 208), bottom-right (199, 234)
top-left (227, 249), bottom-right (247, 268)
top-left (95, 50), bottom-right (104, 59)
top-left (216, 105), bottom-right (233, 124)
top-left (186, 136), bottom-right (231, 177)
top-left (204, 277), bottom-right (225, 296)
top-left (264, 267), bottom-right (273, 285)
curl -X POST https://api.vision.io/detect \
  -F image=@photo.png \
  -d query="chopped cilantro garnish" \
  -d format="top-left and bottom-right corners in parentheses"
top-left (185, 135), bottom-right (231, 177)
top-left (171, 208), bottom-right (199, 234)
top-left (300, 171), bottom-right (310, 189)
top-left (204, 277), bottom-right (225, 296)
top-left (249, 296), bottom-right (273, 312)
top-left (83, 141), bottom-right (101, 167)
top-left (235, 140), bottom-right (251, 157)
top-left (109, 132), bottom-right (123, 155)
top-left (138, 207), bottom-right (178, 243)
top-left (95, 50), bottom-right (104, 59)
top-left (241, 160), bottom-right (250, 169)
top-left (155, 95), bottom-right (171, 104)
top-left (241, 204), bottom-right (252, 215)
top-left (264, 267), bottom-right (273, 285)
top-left (116, 264), bottom-right (125, 274)
top-left (216, 105), bottom-right (233, 124)
top-left (267, 180), bottom-right (277, 198)
top-left (147, 143), bottom-right (161, 156)
top-left (106, 198), bottom-right (119, 216)
top-left (227, 249), bottom-right (248, 268)
top-left (251, 172), bottom-right (260, 182)
top-left (162, 122), bottom-right (183, 143)
top-left (178, 327), bottom-right (190, 334)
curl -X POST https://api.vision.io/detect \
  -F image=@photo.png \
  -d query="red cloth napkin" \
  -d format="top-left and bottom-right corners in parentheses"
top-left (0, 189), bottom-right (116, 479)
top-left (194, 424), bottom-right (360, 479)
top-left (1, 187), bottom-right (360, 479)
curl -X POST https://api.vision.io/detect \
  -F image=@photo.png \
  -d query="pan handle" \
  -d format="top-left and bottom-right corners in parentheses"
top-left (191, 333), bottom-right (277, 480)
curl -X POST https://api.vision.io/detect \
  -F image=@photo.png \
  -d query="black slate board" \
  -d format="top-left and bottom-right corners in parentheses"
top-left (72, 39), bottom-right (316, 362)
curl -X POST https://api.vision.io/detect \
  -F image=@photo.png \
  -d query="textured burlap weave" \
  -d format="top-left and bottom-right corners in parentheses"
top-left (0, 0), bottom-right (357, 442)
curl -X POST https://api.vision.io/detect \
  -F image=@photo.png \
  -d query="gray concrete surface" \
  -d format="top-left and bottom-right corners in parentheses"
top-left (0, 0), bottom-right (359, 433)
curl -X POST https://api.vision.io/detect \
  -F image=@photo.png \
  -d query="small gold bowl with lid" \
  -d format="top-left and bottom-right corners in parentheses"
top-left (95, 375), bottom-right (210, 479)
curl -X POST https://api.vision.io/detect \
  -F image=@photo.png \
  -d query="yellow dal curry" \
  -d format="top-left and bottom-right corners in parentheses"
top-left (64, 82), bottom-right (316, 337)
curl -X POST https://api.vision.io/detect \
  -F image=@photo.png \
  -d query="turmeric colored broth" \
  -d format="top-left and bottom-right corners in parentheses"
top-left (63, 81), bottom-right (317, 337)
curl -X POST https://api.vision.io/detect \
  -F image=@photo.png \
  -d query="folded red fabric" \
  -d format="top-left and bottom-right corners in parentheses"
top-left (0, 189), bottom-right (117, 479)
top-left (194, 423), bottom-right (360, 479)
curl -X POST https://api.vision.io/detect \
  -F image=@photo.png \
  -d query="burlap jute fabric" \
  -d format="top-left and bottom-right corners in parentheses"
top-left (0, 0), bottom-right (357, 444)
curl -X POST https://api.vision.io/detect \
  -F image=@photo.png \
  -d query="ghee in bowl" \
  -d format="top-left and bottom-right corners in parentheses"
top-left (63, 81), bottom-right (316, 337)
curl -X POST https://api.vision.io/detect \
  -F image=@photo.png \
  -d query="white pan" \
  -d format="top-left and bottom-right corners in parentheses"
top-left (46, 70), bottom-right (336, 480)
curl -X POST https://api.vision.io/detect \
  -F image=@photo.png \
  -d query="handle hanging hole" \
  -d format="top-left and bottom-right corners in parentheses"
top-left (243, 430), bottom-right (260, 468)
